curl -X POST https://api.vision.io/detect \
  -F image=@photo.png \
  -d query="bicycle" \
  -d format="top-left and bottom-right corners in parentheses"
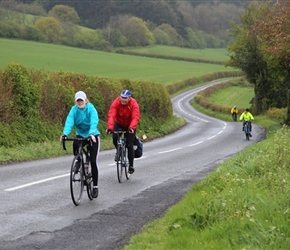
top-left (62, 137), bottom-right (94, 206)
top-left (243, 121), bottom-right (252, 140)
top-left (113, 130), bottom-right (130, 183)
top-left (232, 112), bottom-right (237, 122)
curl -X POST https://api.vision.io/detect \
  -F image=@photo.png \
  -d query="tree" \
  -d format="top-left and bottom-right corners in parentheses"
top-left (256, 1), bottom-right (290, 72)
top-left (48, 4), bottom-right (79, 24)
top-left (108, 15), bottom-right (154, 46)
top-left (123, 17), bottom-right (155, 46)
top-left (227, 2), bottom-right (272, 113)
top-left (35, 16), bottom-right (63, 43)
top-left (255, 0), bottom-right (290, 122)
top-left (157, 23), bottom-right (181, 46)
top-left (153, 27), bottom-right (171, 45)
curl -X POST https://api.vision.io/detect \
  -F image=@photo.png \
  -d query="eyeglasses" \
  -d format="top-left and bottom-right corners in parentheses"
top-left (76, 99), bottom-right (84, 102)
top-left (120, 96), bottom-right (129, 99)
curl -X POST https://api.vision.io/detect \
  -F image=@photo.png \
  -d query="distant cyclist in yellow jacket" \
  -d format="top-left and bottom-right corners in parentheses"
top-left (239, 108), bottom-right (254, 133)
top-left (231, 106), bottom-right (238, 121)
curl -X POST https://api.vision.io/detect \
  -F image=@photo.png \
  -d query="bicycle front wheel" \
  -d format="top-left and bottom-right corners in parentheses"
top-left (117, 146), bottom-right (123, 183)
top-left (70, 155), bottom-right (84, 206)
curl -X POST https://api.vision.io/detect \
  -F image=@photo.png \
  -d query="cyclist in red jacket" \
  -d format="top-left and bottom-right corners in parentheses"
top-left (106, 90), bottom-right (140, 174)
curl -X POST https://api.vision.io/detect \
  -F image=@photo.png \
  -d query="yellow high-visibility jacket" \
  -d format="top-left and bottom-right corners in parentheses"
top-left (239, 111), bottom-right (254, 121)
top-left (231, 107), bottom-right (238, 114)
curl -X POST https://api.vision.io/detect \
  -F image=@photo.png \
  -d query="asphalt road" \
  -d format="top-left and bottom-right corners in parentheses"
top-left (0, 80), bottom-right (266, 250)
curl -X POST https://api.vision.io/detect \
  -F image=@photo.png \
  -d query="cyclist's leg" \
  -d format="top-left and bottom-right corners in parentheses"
top-left (73, 136), bottom-right (83, 172)
top-left (73, 135), bottom-right (84, 155)
top-left (89, 136), bottom-right (100, 198)
top-left (113, 122), bottom-right (124, 160)
top-left (114, 122), bottom-right (125, 146)
top-left (89, 138), bottom-right (100, 186)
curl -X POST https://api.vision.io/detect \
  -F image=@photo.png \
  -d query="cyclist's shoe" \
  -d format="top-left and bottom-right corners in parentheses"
top-left (92, 187), bottom-right (98, 198)
top-left (128, 166), bottom-right (135, 174)
top-left (75, 160), bottom-right (80, 173)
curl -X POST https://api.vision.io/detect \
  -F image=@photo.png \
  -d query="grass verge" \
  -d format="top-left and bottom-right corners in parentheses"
top-left (123, 126), bottom-right (290, 249)
top-left (122, 86), bottom-right (289, 249)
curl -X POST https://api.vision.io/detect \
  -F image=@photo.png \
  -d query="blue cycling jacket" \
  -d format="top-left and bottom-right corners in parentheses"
top-left (63, 102), bottom-right (100, 138)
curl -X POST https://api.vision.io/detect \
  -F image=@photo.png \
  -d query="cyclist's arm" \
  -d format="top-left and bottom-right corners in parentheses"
top-left (239, 112), bottom-right (244, 121)
top-left (107, 98), bottom-right (118, 130)
top-left (88, 104), bottom-right (100, 136)
top-left (63, 106), bottom-right (76, 136)
top-left (129, 99), bottom-right (140, 130)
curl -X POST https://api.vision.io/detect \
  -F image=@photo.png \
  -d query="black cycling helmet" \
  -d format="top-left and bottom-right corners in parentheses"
top-left (246, 108), bottom-right (249, 112)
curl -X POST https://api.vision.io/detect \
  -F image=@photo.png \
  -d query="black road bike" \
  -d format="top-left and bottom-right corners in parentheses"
top-left (232, 112), bottom-right (237, 122)
top-left (244, 121), bottom-right (251, 140)
top-left (62, 137), bottom-right (94, 206)
top-left (114, 131), bottom-right (130, 183)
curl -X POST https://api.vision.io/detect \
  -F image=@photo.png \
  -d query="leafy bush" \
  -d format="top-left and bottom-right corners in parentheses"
top-left (266, 108), bottom-right (287, 125)
top-left (0, 63), bottom-right (173, 147)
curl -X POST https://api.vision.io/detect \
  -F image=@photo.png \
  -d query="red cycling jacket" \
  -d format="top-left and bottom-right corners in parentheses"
top-left (107, 97), bottom-right (140, 130)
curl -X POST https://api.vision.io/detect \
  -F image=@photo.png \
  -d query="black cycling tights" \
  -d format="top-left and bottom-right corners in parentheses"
top-left (73, 135), bottom-right (100, 186)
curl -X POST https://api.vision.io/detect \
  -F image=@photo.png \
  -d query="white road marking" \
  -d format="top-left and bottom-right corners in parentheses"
top-left (4, 173), bottom-right (69, 191)
top-left (158, 148), bottom-right (182, 154)
top-left (177, 89), bottom-right (209, 122)
top-left (189, 141), bottom-right (203, 146)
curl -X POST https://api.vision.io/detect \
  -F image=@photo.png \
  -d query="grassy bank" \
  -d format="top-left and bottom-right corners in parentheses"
top-left (124, 126), bottom-right (289, 249)
top-left (122, 86), bottom-right (289, 249)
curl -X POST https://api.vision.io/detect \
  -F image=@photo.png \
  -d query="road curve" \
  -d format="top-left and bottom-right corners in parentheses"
top-left (0, 80), bottom-right (266, 250)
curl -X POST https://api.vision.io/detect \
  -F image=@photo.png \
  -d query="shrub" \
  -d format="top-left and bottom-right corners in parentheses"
top-left (0, 64), bottom-right (173, 147)
top-left (266, 108), bottom-right (287, 125)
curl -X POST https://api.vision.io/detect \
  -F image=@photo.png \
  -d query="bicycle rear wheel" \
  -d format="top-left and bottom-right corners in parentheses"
top-left (85, 165), bottom-right (93, 200)
top-left (245, 123), bottom-right (250, 140)
top-left (70, 155), bottom-right (84, 206)
top-left (117, 145), bottom-right (124, 183)
top-left (123, 146), bottom-right (130, 180)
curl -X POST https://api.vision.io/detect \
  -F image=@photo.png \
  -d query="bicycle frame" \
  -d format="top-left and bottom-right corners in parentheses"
top-left (62, 137), bottom-right (93, 205)
top-left (244, 121), bottom-right (251, 140)
top-left (232, 112), bottom-right (237, 121)
top-left (113, 131), bottom-right (130, 183)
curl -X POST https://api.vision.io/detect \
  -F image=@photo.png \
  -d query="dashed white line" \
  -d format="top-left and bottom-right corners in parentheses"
top-left (189, 141), bottom-right (203, 147)
top-left (4, 173), bottom-right (69, 191)
top-left (158, 148), bottom-right (182, 154)
top-left (177, 90), bottom-right (209, 122)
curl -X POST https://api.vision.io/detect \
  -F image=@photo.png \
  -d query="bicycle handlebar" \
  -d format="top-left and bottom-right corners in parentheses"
top-left (62, 137), bottom-right (92, 151)
top-left (112, 130), bottom-right (127, 134)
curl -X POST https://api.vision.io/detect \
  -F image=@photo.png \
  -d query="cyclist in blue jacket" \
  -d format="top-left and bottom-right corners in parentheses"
top-left (60, 91), bottom-right (100, 198)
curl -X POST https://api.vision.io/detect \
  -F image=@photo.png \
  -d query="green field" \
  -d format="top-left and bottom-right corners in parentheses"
top-left (0, 38), bottom-right (234, 84)
top-left (208, 86), bottom-right (254, 110)
top-left (119, 45), bottom-right (229, 62)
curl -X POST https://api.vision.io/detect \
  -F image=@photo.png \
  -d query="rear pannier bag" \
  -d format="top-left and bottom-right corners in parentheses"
top-left (134, 136), bottom-right (143, 158)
